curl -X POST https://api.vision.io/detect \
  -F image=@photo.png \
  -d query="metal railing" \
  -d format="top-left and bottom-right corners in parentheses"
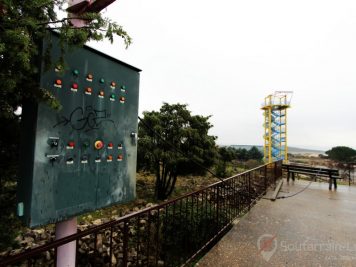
top-left (1, 161), bottom-right (282, 267)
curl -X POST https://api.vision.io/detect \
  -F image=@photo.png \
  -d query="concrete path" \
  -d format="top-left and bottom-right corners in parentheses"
top-left (198, 179), bottom-right (356, 267)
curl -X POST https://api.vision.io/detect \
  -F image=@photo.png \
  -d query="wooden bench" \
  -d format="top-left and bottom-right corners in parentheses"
top-left (282, 164), bottom-right (340, 190)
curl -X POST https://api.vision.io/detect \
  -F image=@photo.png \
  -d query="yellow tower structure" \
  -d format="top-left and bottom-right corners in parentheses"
top-left (261, 91), bottom-right (292, 163)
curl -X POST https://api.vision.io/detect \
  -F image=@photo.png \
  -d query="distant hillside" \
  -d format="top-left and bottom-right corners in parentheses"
top-left (230, 145), bottom-right (325, 155)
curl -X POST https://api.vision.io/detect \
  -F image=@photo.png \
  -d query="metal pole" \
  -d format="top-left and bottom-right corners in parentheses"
top-left (56, 217), bottom-right (77, 267)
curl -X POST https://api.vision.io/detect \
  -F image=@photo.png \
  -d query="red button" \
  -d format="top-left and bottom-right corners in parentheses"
top-left (68, 141), bottom-right (75, 147)
top-left (55, 79), bottom-right (62, 85)
top-left (107, 155), bottom-right (113, 160)
top-left (108, 142), bottom-right (113, 148)
top-left (86, 87), bottom-right (92, 93)
top-left (72, 83), bottom-right (78, 89)
top-left (117, 155), bottom-right (123, 160)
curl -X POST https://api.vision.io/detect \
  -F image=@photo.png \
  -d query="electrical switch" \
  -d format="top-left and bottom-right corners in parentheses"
top-left (66, 157), bottom-right (74, 165)
top-left (86, 73), bottom-right (93, 82)
top-left (48, 137), bottom-right (59, 148)
top-left (98, 91), bottom-right (105, 98)
top-left (121, 85), bottom-right (126, 92)
top-left (73, 69), bottom-right (79, 76)
top-left (55, 65), bottom-right (62, 72)
top-left (118, 143), bottom-right (123, 149)
top-left (99, 78), bottom-right (105, 84)
top-left (85, 87), bottom-right (92, 95)
top-left (95, 156), bottom-right (101, 163)
top-left (54, 79), bottom-right (62, 88)
top-left (107, 155), bottom-right (113, 162)
top-left (119, 96), bottom-right (125, 103)
top-left (82, 141), bottom-right (89, 148)
top-left (108, 142), bottom-right (113, 149)
top-left (67, 141), bottom-right (75, 149)
top-left (71, 83), bottom-right (78, 92)
top-left (110, 94), bottom-right (115, 101)
top-left (110, 81), bottom-right (116, 89)
top-left (117, 155), bottom-right (123, 161)
top-left (94, 140), bottom-right (104, 150)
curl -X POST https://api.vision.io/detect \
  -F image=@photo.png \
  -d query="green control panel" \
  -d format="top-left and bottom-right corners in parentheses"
top-left (18, 33), bottom-right (140, 227)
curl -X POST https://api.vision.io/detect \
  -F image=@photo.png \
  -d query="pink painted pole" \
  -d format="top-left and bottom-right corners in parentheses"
top-left (56, 217), bottom-right (77, 267)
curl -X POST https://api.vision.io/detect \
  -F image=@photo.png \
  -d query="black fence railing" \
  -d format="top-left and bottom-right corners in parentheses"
top-left (0, 161), bottom-right (282, 267)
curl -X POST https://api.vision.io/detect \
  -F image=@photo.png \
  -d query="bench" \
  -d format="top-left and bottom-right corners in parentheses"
top-left (282, 164), bottom-right (340, 190)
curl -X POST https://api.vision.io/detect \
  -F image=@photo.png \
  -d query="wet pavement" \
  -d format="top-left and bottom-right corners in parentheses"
top-left (198, 179), bottom-right (356, 267)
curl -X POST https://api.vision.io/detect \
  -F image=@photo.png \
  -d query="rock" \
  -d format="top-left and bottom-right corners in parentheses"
top-left (92, 219), bottom-right (102, 226)
top-left (133, 207), bottom-right (140, 212)
top-left (140, 219), bottom-right (146, 225)
top-left (87, 215), bottom-right (93, 220)
top-left (112, 254), bottom-right (117, 265)
top-left (20, 236), bottom-right (34, 245)
top-left (111, 210), bottom-right (118, 215)
top-left (146, 203), bottom-right (155, 208)
top-left (33, 229), bottom-right (45, 235)
top-left (45, 250), bottom-right (51, 261)
top-left (158, 260), bottom-right (164, 267)
top-left (96, 234), bottom-right (103, 248)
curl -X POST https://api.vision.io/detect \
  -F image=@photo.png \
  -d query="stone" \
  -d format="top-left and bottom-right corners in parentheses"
top-left (45, 250), bottom-right (51, 261)
top-left (92, 219), bottom-right (102, 225)
top-left (158, 260), bottom-right (165, 267)
top-left (112, 254), bottom-right (117, 265)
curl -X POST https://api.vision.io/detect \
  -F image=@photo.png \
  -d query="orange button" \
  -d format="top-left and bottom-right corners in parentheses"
top-left (94, 140), bottom-right (104, 150)
top-left (86, 87), bottom-right (92, 93)
top-left (99, 91), bottom-right (104, 96)
top-left (107, 155), bottom-right (113, 160)
top-left (55, 79), bottom-right (62, 85)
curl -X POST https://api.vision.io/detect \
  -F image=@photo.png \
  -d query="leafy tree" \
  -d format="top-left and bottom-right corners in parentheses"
top-left (247, 146), bottom-right (264, 161)
top-left (326, 146), bottom-right (356, 163)
top-left (137, 103), bottom-right (217, 200)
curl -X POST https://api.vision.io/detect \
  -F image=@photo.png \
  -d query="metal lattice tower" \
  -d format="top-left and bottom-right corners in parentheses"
top-left (262, 91), bottom-right (293, 163)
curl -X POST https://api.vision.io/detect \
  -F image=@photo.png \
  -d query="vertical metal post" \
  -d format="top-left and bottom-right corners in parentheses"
top-left (56, 217), bottom-right (77, 267)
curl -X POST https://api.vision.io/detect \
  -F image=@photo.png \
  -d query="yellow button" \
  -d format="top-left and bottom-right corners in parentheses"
top-left (94, 140), bottom-right (104, 150)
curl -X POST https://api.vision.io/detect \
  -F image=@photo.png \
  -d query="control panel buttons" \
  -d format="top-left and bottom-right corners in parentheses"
top-left (110, 94), bottom-right (115, 101)
top-left (117, 155), bottom-right (123, 161)
top-left (120, 96), bottom-right (125, 103)
top-left (86, 73), bottom-right (93, 82)
top-left (121, 85), bottom-right (126, 92)
top-left (66, 158), bottom-right (74, 165)
top-left (85, 87), bottom-right (92, 95)
top-left (54, 79), bottom-right (62, 88)
top-left (98, 91), bottom-right (105, 98)
top-left (107, 142), bottom-right (113, 149)
top-left (73, 69), bottom-right (79, 76)
top-left (94, 140), bottom-right (104, 150)
top-left (71, 83), bottom-right (78, 92)
top-left (95, 156), bottom-right (101, 163)
top-left (118, 144), bottom-right (123, 150)
top-left (107, 155), bottom-right (113, 162)
top-left (67, 141), bottom-right (75, 149)
top-left (99, 78), bottom-right (105, 84)
top-left (110, 81), bottom-right (116, 89)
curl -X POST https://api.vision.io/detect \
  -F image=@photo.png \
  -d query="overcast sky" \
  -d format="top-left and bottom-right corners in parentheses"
top-left (88, 0), bottom-right (356, 151)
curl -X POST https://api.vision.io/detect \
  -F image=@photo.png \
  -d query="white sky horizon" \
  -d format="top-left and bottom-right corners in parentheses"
top-left (85, 0), bottom-right (356, 151)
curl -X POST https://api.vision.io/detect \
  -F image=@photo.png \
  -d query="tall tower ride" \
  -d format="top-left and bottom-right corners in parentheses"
top-left (262, 91), bottom-right (292, 163)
